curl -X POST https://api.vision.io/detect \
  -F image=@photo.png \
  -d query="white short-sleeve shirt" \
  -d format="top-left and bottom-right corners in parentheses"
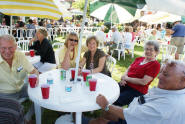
top-left (110, 31), bottom-right (123, 44)
top-left (124, 87), bottom-right (185, 124)
top-left (96, 30), bottom-right (106, 43)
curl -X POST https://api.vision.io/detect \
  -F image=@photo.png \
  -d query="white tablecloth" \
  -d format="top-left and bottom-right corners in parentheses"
top-left (26, 55), bottom-right (40, 64)
top-left (28, 69), bottom-right (120, 124)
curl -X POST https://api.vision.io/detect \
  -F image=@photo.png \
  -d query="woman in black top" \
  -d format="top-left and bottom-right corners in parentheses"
top-left (79, 35), bottom-right (111, 77)
top-left (28, 28), bottom-right (56, 73)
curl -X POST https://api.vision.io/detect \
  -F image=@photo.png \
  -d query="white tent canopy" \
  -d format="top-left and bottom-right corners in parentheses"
top-left (54, 0), bottom-right (72, 18)
top-left (139, 11), bottom-right (181, 24)
top-left (146, 0), bottom-right (185, 16)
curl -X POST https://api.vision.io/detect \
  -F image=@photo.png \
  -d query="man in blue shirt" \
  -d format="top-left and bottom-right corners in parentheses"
top-left (170, 21), bottom-right (185, 60)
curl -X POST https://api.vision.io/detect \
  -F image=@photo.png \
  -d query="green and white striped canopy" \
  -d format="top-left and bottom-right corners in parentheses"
top-left (0, 0), bottom-right (63, 20)
top-left (90, 0), bottom-right (145, 23)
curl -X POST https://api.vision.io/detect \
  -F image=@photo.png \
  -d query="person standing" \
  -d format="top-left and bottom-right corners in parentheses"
top-left (170, 21), bottom-right (185, 60)
top-left (96, 25), bottom-right (106, 47)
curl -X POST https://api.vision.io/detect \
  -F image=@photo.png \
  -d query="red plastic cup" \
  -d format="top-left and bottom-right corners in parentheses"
top-left (71, 68), bottom-right (75, 79)
top-left (82, 69), bottom-right (90, 81)
top-left (28, 74), bottom-right (37, 88)
top-left (168, 41), bottom-right (170, 45)
top-left (106, 34), bottom-right (108, 38)
top-left (41, 84), bottom-right (50, 99)
top-left (89, 79), bottom-right (97, 91)
top-left (30, 49), bottom-right (35, 57)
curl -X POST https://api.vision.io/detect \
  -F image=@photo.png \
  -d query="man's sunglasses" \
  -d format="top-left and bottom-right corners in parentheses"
top-left (69, 38), bottom-right (78, 42)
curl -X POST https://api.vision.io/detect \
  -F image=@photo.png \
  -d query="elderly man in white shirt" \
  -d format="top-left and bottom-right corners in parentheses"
top-left (96, 25), bottom-right (106, 48)
top-left (108, 26), bottom-right (123, 55)
top-left (85, 60), bottom-right (185, 124)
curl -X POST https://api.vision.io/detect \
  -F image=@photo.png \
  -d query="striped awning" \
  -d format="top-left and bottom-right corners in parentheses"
top-left (0, 0), bottom-right (63, 20)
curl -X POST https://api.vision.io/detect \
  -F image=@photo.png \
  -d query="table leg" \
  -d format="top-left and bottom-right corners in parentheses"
top-left (76, 112), bottom-right (82, 124)
top-left (34, 103), bottom-right (41, 124)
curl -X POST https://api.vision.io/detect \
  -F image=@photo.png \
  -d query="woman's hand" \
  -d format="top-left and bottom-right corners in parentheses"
top-left (120, 75), bottom-right (128, 86)
top-left (25, 52), bottom-right (30, 56)
top-left (120, 79), bottom-right (127, 86)
top-left (78, 67), bottom-right (82, 76)
top-left (121, 75), bottom-right (127, 81)
top-left (29, 37), bottom-right (37, 46)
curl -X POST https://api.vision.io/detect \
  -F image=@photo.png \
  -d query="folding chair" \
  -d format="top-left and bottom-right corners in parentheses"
top-left (17, 40), bottom-right (29, 52)
top-left (161, 44), bottom-right (177, 64)
top-left (52, 42), bottom-right (64, 49)
top-left (106, 56), bottom-right (116, 74)
top-left (26, 29), bottom-right (36, 40)
top-left (125, 37), bottom-right (138, 59)
top-left (111, 41), bottom-right (125, 61)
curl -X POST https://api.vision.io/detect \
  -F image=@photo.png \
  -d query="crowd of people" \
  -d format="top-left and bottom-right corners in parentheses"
top-left (0, 15), bottom-right (185, 124)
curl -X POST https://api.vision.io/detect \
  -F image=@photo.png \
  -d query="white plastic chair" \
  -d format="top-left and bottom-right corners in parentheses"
top-left (52, 42), bottom-right (64, 49)
top-left (16, 28), bottom-right (25, 41)
top-left (47, 28), bottom-right (57, 41)
top-left (54, 49), bottom-right (61, 66)
top-left (17, 40), bottom-right (29, 51)
top-left (106, 56), bottom-right (116, 74)
top-left (0, 27), bottom-right (9, 35)
top-left (52, 42), bottom-right (64, 66)
top-left (26, 29), bottom-right (36, 40)
top-left (179, 46), bottom-right (185, 62)
top-left (161, 44), bottom-right (177, 63)
top-left (55, 114), bottom-right (73, 124)
top-left (126, 38), bottom-right (137, 58)
top-left (111, 41), bottom-right (125, 61)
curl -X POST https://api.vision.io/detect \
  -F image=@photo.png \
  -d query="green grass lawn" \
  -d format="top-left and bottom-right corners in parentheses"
top-left (24, 39), bottom-right (162, 124)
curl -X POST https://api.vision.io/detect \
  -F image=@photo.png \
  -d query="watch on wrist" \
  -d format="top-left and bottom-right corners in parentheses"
top-left (104, 104), bottom-right (111, 111)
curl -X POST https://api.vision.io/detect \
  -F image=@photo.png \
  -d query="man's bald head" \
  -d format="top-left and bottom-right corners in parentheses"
top-left (158, 60), bottom-right (185, 90)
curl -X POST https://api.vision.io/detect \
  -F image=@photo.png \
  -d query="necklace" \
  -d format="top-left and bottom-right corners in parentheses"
top-left (70, 48), bottom-right (75, 60)
top-left (140, 59), bottom-right (156, 65)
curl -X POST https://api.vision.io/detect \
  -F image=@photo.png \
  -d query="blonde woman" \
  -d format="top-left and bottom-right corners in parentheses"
top-left (58, 32), bottom-right (87, 70)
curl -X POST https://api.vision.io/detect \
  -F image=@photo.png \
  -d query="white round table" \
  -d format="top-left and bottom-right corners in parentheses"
top-left (28, 69), bottom-right (120, 124)
top-left (26, 55), bottom-right (40, 64)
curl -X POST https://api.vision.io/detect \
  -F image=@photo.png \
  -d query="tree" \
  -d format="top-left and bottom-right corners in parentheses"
top-left (72, 0), bottom-right (92, 16)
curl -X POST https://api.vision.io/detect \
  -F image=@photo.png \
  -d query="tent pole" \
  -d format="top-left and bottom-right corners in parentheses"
top-left (111, 4), bottom-right (113, 28)
top-left (74, 0), bottom-right (88, 83)
top-left (10, 15), bottom-right (12, 35)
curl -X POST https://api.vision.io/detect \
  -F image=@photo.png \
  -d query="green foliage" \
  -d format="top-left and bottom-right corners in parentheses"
top-left (117, 24), bottom-right (124, 32)
top-left (97, 21), bottom-right (104, 27)
top-left (72, 0), bottom-right (93, 16)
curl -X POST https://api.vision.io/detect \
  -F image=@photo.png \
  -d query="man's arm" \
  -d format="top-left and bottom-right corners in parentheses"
top-left (168, 29), bottom-right (175, 35)
top-left (96, 94), bottom-right (125, 120)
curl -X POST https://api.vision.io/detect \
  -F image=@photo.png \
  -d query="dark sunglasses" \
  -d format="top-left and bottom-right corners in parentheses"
top-left (69, 38), bottom-right (78, 42)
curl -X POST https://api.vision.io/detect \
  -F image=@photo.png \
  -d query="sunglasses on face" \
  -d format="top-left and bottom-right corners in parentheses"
top-left (69, 38), bottom-right (78, 42)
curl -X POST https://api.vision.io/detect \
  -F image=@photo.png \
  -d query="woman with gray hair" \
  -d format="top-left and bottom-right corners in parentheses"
top-left (28, 28), bottom-right (56, 73)
top-left (114, 40), bottom-right (160, 106)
